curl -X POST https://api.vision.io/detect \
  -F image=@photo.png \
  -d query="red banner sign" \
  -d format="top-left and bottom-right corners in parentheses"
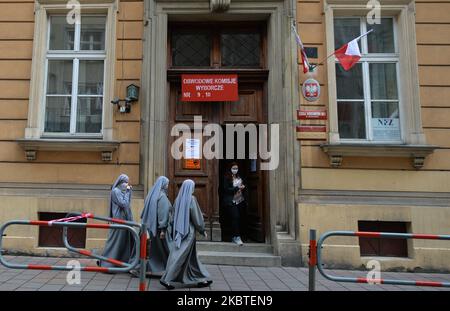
top-left (297, 109), bottom-right (327, 120)
top-left (296, 125), bottom-right (327, 132)
top-left (181, 74), bottom-right (239, 102)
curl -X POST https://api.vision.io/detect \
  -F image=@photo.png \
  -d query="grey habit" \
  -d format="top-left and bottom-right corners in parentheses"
top-left (160, 179), bottom-right (211, 287)
top-left (99, 174), bottom-right (135, 268)
top-left (140, 176), bottom-right (172, 275)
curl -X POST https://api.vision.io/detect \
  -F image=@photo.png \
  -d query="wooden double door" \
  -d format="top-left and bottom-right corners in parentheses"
top-left (167, 81), bottom-right (267, 242)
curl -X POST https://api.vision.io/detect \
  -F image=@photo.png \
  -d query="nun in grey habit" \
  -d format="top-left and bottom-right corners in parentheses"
top-left (98, 174), bottom-right (136, 268)
top-left (140, 176), bottom-right (173, 276)
top-left (160, 179), bottom-right (212, 290)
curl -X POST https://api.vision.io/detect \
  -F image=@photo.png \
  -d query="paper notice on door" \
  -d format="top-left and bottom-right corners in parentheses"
top-left (372, 118), bottom-right (401, 141)
top-left (184, 159), bottom-right (201, 170)
top-left (185, 138), bottom-right (201, 159)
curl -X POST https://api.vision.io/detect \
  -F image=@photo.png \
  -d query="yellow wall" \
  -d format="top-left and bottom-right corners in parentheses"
top-left (299, 203), bottom-right (450, 271)
top-left (0, 0), bottom-right (448, 269)
top-left (0, 0), bottom-right (144, 185)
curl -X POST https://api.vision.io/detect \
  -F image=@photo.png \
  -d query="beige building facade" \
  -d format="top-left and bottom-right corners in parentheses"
top-left (297, 0), bottom-right (450, 271)
top-left (0, 0), bottom-right (448, 270)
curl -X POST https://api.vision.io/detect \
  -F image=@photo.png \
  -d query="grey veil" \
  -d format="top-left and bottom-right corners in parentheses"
top-left (173, 179), bottom-right (195, 249)
top-left (109, 174), bottom-right (129, 218)
top-left (141, 176), bottom-right (170, 237)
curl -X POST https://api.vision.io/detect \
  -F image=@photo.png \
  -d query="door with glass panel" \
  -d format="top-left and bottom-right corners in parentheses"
top-left (167, 23), bottom-right (268, 242)
top-left (334, 17), bottom-right (401, 142)
top-left (44, 15), bottom-right (106, 136)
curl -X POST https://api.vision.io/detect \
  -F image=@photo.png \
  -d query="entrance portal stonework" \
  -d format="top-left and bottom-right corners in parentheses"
top-left (140, 0), bottom-right (302, 265)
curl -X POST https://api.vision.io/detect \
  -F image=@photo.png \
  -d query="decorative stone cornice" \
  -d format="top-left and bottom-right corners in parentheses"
top-left (320, 143), bottom-right (437, 169)
top-left (325, 0), bottom-right (413, 5)
top-left (210, 0), bottom-right (231, 12)
top-left (17, 139), bottom-right (120, 162)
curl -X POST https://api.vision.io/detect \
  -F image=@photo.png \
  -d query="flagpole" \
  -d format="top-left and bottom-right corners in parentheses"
top-left (309, 29), bottom-right (374, 71)
top-left (291, 22), bottom-right (311, 70)
top-left (309, 51), bottom-right (338, 71)
top-left (353, 28), bottom-right (374, 42)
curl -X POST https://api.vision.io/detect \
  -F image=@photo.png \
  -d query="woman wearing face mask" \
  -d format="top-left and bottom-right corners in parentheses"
top-left (222, 162), bottom-right (246, 246)
top-left (160, 179), bottom-right (212, 290)
top-left (98, 174), bottom-right (135, 269)
top-left (140, 176), bottom-right (172, 277)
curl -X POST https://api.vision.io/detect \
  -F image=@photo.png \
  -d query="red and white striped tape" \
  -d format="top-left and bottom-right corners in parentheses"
top-left (46, 213), bottom-right (93, 226)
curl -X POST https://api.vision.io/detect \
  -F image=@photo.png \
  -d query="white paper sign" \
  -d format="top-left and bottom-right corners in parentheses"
top-left (372, 118), bottom-right (400, 141)
top-left (185, 138), bottom-right (201, 159)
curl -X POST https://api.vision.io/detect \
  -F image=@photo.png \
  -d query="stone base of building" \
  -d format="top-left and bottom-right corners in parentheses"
top-left (299, 200), bottom-right (450, 272)
top-left (0, 185), bottom-right (284, 266)
top-left (0, 184), bottom-right (144, 256)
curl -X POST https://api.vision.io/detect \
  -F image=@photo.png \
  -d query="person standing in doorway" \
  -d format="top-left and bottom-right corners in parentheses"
top-left (223, 162), bottom-right (247, 246)
top-left (140, 176), bottom-right (172, 277)
top-left (160, 179), bottom-right (212, 290)
top-left (98, 174), bottom-right (135, 269)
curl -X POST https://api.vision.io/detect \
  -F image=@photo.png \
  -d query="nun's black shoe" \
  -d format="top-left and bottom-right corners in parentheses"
top-left (129, 269), bottom-right (139, 278)
top-left (197, 281), bottom-right (211, 288)
top-left (160, 280), bottom-right (175, 290)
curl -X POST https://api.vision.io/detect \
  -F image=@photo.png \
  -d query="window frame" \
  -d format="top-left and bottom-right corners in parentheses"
top-left (168, 22), bottom-right (266, 69)
top-left (324, 1), bottom-right (427, 146)
top-left (334, 16), bottom-right (403, 143)
top-left (219, 30), bottom-right (262, 68)
top-left (358, 220), bottom-right (409, 258)
top-left (43, 14), bottom-right (107, 137)
top-left (24, 1), bottom-right (117, 141)
top-left (169, 28), bottom-right (213, 69)
top-left (38, 212), bottom-right (87, 248)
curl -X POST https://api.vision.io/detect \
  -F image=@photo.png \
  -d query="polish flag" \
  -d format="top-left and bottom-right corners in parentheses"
top-left (335, 39), bottom-right (361, 71)
top-left (300, 49), bottom-right (309, 74)
top-left (334, 30), bottom-right (373, 71)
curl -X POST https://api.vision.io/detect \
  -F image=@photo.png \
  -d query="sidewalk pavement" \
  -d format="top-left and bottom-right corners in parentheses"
top-left (0, 256), bottom-right (449, 291)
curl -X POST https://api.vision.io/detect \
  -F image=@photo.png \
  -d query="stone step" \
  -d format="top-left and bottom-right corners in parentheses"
top-left (198, 250), bottom-right (281, 267)
top-left (197, 241), bottom-right (273, 254)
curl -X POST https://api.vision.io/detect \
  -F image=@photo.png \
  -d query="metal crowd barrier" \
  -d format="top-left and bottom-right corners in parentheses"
top-left (308, 229), bottom-right (450, 291)
top-left (0, 212), bottom-right (148, 291)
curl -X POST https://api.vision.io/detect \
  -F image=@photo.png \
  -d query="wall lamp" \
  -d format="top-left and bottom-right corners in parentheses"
top-left (111, 84), bottom-right (140, 113)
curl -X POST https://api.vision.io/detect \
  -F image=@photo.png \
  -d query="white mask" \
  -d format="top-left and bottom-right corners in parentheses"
top-left (231, 168), bottom-right (238, 175)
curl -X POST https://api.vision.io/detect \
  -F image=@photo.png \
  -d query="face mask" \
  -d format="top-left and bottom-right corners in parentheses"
top-left (119, 182), bottom-right (128, 191)
top-left (162, 184), bottom-right (168, 192)
top-left (231, 168), bottom-right (238, 175)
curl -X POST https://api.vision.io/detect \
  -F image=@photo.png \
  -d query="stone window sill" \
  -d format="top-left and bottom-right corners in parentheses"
top-left (17, 139), bottom-right (120, 161)
top-left (320, 143), bottom-right (437, 169)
